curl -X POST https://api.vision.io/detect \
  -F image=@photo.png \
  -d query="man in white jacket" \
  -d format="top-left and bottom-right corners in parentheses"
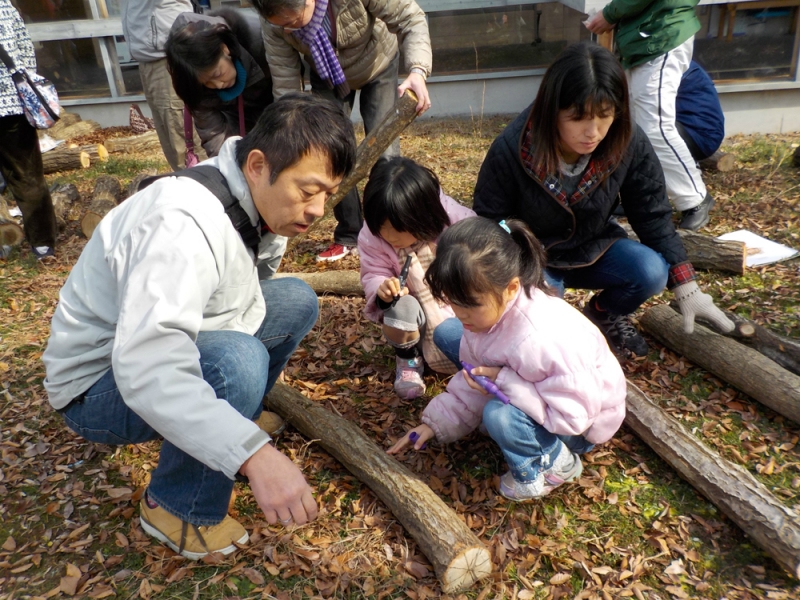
top-left (43, 95), bottom-right (356, 559)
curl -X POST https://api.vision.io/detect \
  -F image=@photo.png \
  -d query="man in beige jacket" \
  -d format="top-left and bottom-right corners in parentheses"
top-left (254, 0), bottom-right (432, 261)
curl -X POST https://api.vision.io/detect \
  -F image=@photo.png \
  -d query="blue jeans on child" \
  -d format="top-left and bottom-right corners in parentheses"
top-left (59, 277), bottom-right (318, 526)
top-left (483, 399), bottom-right (594, 482)
top-left (545, 238), bottom-right (669, 316)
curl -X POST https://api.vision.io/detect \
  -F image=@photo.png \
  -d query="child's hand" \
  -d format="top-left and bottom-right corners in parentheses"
top-left (387, 424), bottom-right (434, 455)
top-left (377, 277), bottom-right (409, 303)
top-left (462, 365), bottom-right (502, 394)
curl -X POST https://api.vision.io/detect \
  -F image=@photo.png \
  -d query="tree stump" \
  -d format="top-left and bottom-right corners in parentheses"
top-left (640, 304), bottom-right (800, 425)
top-left (105, 131), bottom-right (162, 155)
top-left (266, 382), bottom-right (493, 592)
top-left (0, 196), bottom-right (24, 247)
top-left (272, 271), bottom-right (363, 295)
top-left (287, 90), bottom-right (420, 251)
top-left (48, 119), bottom-right (101, 141)
top-left (699, 150), bottom-right (736, 172)
top-left (625, 382), bottom-right (800, 578)
top-left (621, 224), bottom-right (745, 274)
top-left (50, 183), bottom-right (81, 230)
top-left (81, 175), bottom-right (122, 239)
top-left (41, 147), bottom-right (91, 174)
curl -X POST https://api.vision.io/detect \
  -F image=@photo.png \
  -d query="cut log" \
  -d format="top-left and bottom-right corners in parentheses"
top-left (68, 143), bottom-right (108, 163)
top-left (0, 196), bottom-right (24, 247)
top-left (266, 382), bottom-right (493, 592)
top-left (621, 223), bottom-right (746, 274)
top-left (272, 271), bottom-right (362, 295)
top-left (48, 119), bottom-right (101, 141)
top-left (792, 145), bottom-right (800, 168)
top-left (105, 131), bottom-right (162, 155)
top-left (81, 175), bottom-right (122, 239)
top-left (699, 150), bottom-right (736, 172)
top-left (125, 171), bottom-right (160, 201)
top-left (50, 182), bottom-right (81, 230)
top-left (41, 147), bottom-right (91, 174)
top-left (640, 304), bottom-right (800, 424)
top-left (625, 382), bottom-right (800, 577)
top-left (44, 112), bottom-right (82, 139)
top-left (287, 90), bottom-right (420, 251)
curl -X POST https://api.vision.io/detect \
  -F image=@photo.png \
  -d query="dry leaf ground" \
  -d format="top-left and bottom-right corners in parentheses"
top-left (0, 119), bottom-right (799, 600)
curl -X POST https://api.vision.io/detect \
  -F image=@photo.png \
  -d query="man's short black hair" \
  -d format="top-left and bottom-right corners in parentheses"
top-left (235, 93), bottom-right (356, 183)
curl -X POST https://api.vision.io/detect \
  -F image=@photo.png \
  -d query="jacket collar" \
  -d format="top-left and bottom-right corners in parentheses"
top-left (203, 137), bottom-right (261, 229)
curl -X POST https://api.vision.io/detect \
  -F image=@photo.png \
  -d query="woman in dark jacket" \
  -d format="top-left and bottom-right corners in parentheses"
top-left (473, 42), bottom-right (732, 356)
top-left (166, 8), bottom-right (272, 158)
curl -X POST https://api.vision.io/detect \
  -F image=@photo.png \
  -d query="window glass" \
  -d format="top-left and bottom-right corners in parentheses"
top-left (694, 4), bottom-right (800, 81)
top-left (12, 0), bottom-right (92, 23)
top-left (419, 3), bottom-right (591, 76)
top-left (34, 38), bottom-right (111, 98)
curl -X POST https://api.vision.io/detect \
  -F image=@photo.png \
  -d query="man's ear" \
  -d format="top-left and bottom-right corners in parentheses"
top-left (244, 149), bottom-right (270, 183)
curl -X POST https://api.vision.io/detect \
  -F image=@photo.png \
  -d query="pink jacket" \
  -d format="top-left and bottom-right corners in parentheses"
top-left (421, 288), bottom-right (627, 445)
top-left (358, 191), bottom-right (475, 323)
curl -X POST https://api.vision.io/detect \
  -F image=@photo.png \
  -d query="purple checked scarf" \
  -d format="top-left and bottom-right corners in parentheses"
top-left (292, 0), bottom-right (350, 98)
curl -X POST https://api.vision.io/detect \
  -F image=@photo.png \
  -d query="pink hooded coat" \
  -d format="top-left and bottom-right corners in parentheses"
top-left (421, 287), bottom-right (627, 445)
top-left (357, 191), bottom-right (475, 323)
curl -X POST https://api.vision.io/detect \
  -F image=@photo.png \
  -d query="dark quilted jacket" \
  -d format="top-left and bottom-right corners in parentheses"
top-left (473, 104), bottom-right (688, 270)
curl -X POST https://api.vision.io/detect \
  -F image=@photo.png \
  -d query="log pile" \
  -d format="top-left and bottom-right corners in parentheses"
top-left (44, 112), bottom-right (82, 139)
top-left (42, 147), bottom-right (91, 174)
top-left (105, 131), bottom-right (161, 155)
top-left (699, 150), bottom-right (736, 172)
top-left (0, 196), bottom-right (24, 248)
top-left (266, 382), bottom-right (493, 592)
top-left (81, 175), bottom-right (122, 239)
top-left (51, 183), bottom-right (82, 230)
top-left (48, 119), bottom-right (101, 141)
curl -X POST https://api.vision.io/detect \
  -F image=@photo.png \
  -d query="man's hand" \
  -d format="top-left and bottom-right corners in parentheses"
top-left (239, 443), bottom-right (317, 526)
top-left (377, 277), bottom-right (408, 303)
top-left (398, 73), bottom-right (431, 114)
top-left (584, 12), bottom-right (614, 34)
top-left (462, 365), bottom-right (502, 395)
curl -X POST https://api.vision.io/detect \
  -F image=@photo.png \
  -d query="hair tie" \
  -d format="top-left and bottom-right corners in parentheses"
top-left (498, 220), bottom-right (511, 234)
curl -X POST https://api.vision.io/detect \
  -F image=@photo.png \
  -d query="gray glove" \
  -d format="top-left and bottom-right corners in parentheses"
top-left (673, 281), bottom-right (735, 334)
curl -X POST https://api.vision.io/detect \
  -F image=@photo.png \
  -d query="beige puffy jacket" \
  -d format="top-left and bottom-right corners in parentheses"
top-left (262, 0), bottom-right (431, 98)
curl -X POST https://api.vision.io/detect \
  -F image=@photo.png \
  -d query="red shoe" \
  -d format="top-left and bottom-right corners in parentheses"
top-left (316, 243), bottom-right (352, 262)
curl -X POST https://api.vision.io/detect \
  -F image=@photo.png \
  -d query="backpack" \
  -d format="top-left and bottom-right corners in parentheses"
top-left (137, 165), bottom-right (261, 261)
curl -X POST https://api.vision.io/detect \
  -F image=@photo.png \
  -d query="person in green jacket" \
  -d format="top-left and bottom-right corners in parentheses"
top-left (585, 0), bottom-right (716, 231)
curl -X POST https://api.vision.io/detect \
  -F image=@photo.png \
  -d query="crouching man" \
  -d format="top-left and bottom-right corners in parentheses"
top-left (42, 94), bottom-right (356, 559)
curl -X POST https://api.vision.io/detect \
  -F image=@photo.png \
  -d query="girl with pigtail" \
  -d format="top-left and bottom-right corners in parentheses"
top-left (388, 217), bottom-right (627, 501)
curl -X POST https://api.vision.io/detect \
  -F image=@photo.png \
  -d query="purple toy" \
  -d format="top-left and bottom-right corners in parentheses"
top-left (408, 431), bottom-right (427, 450)
top-left (461, 361), bottom-right (511, 404)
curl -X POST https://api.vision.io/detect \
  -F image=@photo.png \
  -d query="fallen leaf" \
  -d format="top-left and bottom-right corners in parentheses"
top-left (549, 573), bottom-right (571, 585)
top-left (2, 536), bottom-right (16, 551)
top-left (60, 576), bottom-right (80, 596)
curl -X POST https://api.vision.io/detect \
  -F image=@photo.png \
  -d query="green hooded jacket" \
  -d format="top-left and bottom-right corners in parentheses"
top-left (602, 0), bottom-right (700, 68)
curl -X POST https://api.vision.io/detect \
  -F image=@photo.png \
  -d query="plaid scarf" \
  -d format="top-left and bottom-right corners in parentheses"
top-left (292, 0), bottom-right (349, 98)
top-left (397, 242), bottom-right (458, 375)
top-left (519, 117), bottom-right (615, 206)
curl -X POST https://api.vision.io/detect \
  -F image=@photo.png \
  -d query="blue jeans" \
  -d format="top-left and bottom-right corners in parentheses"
top-left (483, 399), bottom-right (595, 482)
top-left (433, 317), bottom-right (463, 369)
top-left (545, 238), bottom-right (669, 316)
top-left (60, 277), bottom-right (319, 526)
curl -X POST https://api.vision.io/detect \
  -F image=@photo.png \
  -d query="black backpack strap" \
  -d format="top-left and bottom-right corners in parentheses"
top-left (137, 166), bottom-right (262, 261)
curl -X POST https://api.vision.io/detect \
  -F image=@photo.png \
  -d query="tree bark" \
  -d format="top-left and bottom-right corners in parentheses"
top-left (625, 382), bottom-right (800, 578)
top-left (69, 143), bottom-right (108, 163)
top-left (50, 182), bottom-right (81, 230)
top-left (621, 223), bottom-right (745, 274)
top-left (639, 304), bottom-right (800, 424)
top-left (44, 112), bottom-right (82, 139)
top-left (265, 382), bottom-right (493, 592)
top-left (41, 147), bottom-right (91, 174)
top-left (48, 119), bottom-right (101, 141)
top-left (272, 271), bottom-right (362, 295)
top-left (81, 175), bottom-right (122, 239)
top-left (0, 196), bottom-right (24, 247)
top-left (699, 151), bottom-right (736, 172)
top-left (287, 91), bottom-right (420, 251)
top-left (105, 131), bottom-right (162, 155)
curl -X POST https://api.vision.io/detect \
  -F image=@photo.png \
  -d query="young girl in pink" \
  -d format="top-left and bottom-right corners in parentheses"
top-left (358, 157), bottom-right (475, 399)
top-left (388, 217), bottom-right (627, 500)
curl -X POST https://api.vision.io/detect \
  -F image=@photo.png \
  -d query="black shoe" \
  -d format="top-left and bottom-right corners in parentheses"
top-left (583, 299), bottom-right (649, 357)
top-left (679, 193), bottom-right (715, 231)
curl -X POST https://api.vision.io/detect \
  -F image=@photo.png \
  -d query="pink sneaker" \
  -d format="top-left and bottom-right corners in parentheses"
top-left (394, 356), bottom-right (425, 399)
top-left (316, 243), bottom-right (352, 262)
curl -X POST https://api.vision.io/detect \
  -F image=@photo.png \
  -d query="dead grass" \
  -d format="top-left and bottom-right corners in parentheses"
top-left (0, 120), bottom-right (799, 600)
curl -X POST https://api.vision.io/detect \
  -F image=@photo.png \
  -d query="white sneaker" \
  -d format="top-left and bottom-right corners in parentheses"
top-left (498, 442), bottom-right (582, 501)
top-left (394, 356), bottom-right (425, 399)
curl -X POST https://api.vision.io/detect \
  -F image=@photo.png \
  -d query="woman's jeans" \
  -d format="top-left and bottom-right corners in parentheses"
top-left (59, 278), bottom-right (319, 526)
top-left (483, 399), bottom-right (595, 482)
top-left (545, 238), bottom-right (669, 316)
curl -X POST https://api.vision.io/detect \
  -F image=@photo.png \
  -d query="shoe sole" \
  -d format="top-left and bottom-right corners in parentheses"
top-left (139, 514), bottom-right (248, 561)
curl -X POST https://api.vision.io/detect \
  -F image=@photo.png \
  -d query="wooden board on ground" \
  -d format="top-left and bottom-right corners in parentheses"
top-left (266, 382), bottom-right (493, 593)
top-left (625, 382), bottom-right (800, 578)
top-left (640, 304), bottom-right (800, 425)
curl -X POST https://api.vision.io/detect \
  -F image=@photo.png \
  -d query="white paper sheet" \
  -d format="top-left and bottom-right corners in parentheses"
top-left (718, 229), bottom-right (799, 267)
